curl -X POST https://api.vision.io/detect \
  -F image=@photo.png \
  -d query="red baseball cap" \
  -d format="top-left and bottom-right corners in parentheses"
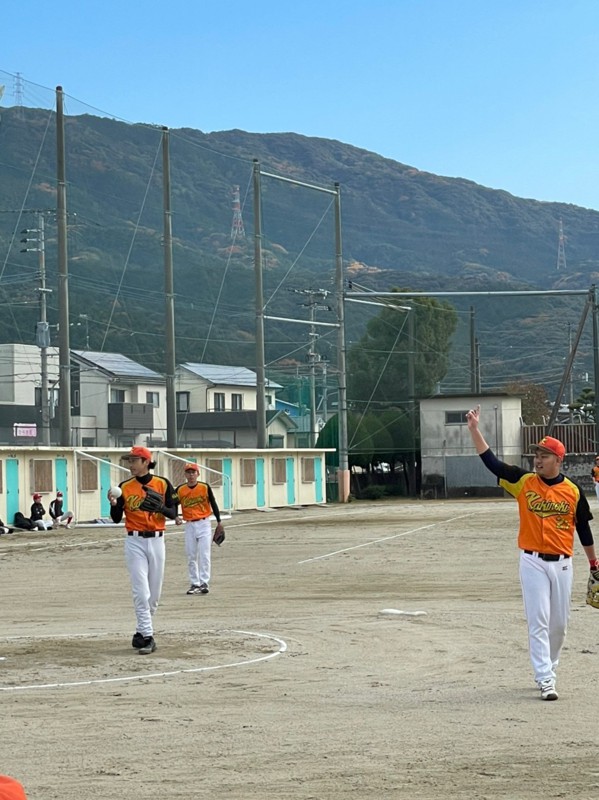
top-left (56, 491), bottom-right (63, 497)
top-left (0, 775), bottom-right (28, 800)
top-left (533, 436), bottom-right (566, 459)
top-left (184, 463), bottom-right (199, 472)
top-left (129, 446), bottom-right (152, 461)
top-left (33, 493), bottom-right (42, 500)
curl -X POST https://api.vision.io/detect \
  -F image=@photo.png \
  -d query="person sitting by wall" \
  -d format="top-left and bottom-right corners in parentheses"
top-left (29, 493), bottom-right (53, 530)
top-left (49, 491), bottom-right (74, 529)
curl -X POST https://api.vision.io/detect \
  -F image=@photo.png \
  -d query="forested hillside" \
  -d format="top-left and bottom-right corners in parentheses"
top-left (0, 106), bottom-right (597, 398)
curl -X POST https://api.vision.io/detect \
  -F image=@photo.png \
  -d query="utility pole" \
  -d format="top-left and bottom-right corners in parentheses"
top-left (21, 212), bottom-right (52, 445)
top-left (253, 159), bottom-right (267, 448)
top-left (334, 183), bottom-right (350, 502)
top-left (56, 86), bottom-right (72, 446)
top-left (162, 127), bottom-right (177, 447)
top-left (291, 288), bottom-right (333, 446)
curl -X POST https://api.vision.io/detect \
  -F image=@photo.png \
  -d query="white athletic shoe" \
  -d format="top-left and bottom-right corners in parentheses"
top-left (539, 680), bottom-right (558, 701)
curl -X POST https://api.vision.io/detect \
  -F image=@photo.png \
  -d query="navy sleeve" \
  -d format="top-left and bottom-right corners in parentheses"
top-left (479, 448), bottom-right (527, 483)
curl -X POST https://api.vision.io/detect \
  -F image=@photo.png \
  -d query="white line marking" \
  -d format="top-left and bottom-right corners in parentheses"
top-left (379, 609), bottom-right (427, 616)
top-left (0, 629), bottom-right (287, 693)
top-left (297, 512), bottom-right (476, 563)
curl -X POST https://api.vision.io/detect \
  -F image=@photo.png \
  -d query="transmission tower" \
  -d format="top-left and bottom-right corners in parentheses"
top-left (556, 218), bottom-right (567, 271)
top-left (13, 72), bottom-right (24, 116)
top-left (230, 185), bottom-right (245, 239)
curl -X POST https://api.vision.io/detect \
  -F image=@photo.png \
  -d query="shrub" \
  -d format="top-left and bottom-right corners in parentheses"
top-left (360, 485), bottom-right (387, 500)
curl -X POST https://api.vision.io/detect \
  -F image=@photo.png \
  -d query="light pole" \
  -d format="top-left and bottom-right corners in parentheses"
top-left (21, 212), bottom-right (52, 445)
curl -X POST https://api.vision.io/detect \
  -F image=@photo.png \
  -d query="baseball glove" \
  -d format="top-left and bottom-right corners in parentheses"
top-left (586, 570), bottom-right (599, 609)
top-left (213, 526), bottom-right (225, 546)
top-left (139, 487), bottom-right (165, 514)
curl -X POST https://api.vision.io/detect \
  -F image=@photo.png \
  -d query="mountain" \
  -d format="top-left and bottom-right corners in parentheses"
top-left (0, 105), bottom-right (597, 398)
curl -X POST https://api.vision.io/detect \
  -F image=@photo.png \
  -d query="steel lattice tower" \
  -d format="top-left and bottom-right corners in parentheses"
top-left (556, 218), bottom-right (567, 271)
top-left (230, 185), bottom-right (245, 239)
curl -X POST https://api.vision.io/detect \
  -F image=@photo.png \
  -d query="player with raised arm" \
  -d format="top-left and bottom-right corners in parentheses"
top-left (466, 404), bottom-right (599, 700)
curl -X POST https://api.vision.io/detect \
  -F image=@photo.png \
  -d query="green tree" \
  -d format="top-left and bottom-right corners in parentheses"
top-left (347, 290), bottom-right (458, 407)
top-left (503, 381), bottom-right (549, 424)
top-left (571, 387), bottom-right (595, 422)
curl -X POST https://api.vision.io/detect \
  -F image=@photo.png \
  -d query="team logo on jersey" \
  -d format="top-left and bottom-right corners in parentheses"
top-left (525, 491), bottom-right (571, 518)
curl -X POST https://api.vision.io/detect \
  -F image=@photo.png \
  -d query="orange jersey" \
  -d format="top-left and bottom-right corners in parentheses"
top-left (175, 481), bottom-right (214, 521)
top-left (121, 475), bottom-right (171, 532)
top-left (499, 472), bottom-right (580, 556)
top-left (592, 466), bottom-right (599, 484)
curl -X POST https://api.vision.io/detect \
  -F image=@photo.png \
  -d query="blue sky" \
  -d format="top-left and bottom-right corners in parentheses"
top-left (2, 0), bottom-right (599, 209)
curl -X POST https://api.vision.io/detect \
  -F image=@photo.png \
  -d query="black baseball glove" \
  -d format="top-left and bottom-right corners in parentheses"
top-left (587, 569), bottom-right (599, 609)
top-left (213, 526), bottom-right (225, 546)
top-left (139, 486), bottom-right (166, 514)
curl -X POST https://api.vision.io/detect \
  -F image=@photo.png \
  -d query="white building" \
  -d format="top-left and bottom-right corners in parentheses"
top-left (420, 393), bottom-right (522, 497)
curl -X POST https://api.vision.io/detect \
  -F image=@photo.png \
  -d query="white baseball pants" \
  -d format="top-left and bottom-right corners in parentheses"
top-left (519, 550), bottom-right (573, 685)
top-left (125, 535), bottom-right (165, 638)
top-left (184, 517), bottom-right (212, 587)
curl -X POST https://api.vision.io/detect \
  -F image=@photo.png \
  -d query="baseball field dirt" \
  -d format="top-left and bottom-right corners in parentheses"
top-left (2, 498), bottom-right (598, 799)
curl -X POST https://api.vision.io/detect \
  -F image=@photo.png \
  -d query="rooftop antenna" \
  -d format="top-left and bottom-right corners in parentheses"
top-left (556, 218), bottom-right (567, 271)
top-left (230, 185), bottom-right (245, 239)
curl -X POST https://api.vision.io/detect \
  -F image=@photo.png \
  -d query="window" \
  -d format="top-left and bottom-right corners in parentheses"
top-left (266, 394), bottom-right (273, 406)
top-left (205, 458), bottom-right (223, 487)
top-left (269, 435), bottom-right (284, 448)
top-left (241, 458), bottom-right (256, 486)
top-left (30, 458), bottom-right (53, 493)
top-left (214, 392), bottom-right (225, 411)
top-left (176, 392), bottom-right (190, 412)
top-left (232, 393), bottom-right (243, 411)
top-left (272, 457), bottom-right (286, 485)
top-left (146, 391), bottom-right (160, 407)
top-left (111, 388), bottom-right (126, 403)
top-left (301, 457), bottom-right (315, 483)
top-left (77, 458), bottom-right (98, 491)
top-left (445, 410), bottom-right (469, 425)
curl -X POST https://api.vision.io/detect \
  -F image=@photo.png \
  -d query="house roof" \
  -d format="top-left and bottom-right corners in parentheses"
top-left (180, 362), bottom-right (282, 390)
top-left (72, 351), bottom-right (163, 382)
top-left (177, 410), bottom-right (297, 431)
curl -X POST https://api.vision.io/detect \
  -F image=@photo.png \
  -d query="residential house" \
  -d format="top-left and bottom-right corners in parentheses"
top-left (175, 363), bottom-right (296, 447)
top-left (71, 351), bottom-right (167, 447)
top-left (0, 343), bottom-right (60, 444)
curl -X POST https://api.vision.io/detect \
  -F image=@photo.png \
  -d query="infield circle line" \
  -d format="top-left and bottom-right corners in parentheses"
top-left (0, 629), bottom-right (287, 693)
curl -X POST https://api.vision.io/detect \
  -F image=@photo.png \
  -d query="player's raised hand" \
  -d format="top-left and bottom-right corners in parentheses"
top-left (466, 404), bottom-right (481, 429)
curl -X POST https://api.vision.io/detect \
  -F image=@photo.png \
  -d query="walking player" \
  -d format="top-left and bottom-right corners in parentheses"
top-left (175, 462), bottom-right (224, 595)
top-left (466, 404), bottom-right (598, 700)
top-left (591, 455), bottom-right (599, 503)
top-left (109, 446), bottom-right (177, 654)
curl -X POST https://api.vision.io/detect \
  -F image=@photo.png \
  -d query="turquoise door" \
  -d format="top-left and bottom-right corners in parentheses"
top-left (286, 457), bottom-right (295, 505)
top-left (314, 457), bottom-right (324, 503)
top-left (100, 460), bottom-right (112, 517)
top-left (6, 459), bottom-right (19, 524)
top-left (222, 458), bottom-right (233, 511)
top-left (256, 457), bottom-right (265, 508)
top-left (55, 457), bottom-right (68, 504)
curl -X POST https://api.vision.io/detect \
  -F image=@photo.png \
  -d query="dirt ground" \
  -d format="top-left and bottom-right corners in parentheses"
top-left (2, 498), bottom-right (599, 800)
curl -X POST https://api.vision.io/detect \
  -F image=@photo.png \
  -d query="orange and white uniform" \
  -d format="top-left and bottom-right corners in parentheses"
top-left (175, 480), bottom-right (221, 591)
top-left (480, 449), bottom-right (594, 687)
top-left (591, 462), bottom-right (599, 502)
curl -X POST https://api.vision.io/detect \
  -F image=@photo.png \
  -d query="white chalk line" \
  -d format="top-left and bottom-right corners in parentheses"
top-left (297, 512), bottom-right (478, 563)
top-left (0, 629), bottom-right (287, 692)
